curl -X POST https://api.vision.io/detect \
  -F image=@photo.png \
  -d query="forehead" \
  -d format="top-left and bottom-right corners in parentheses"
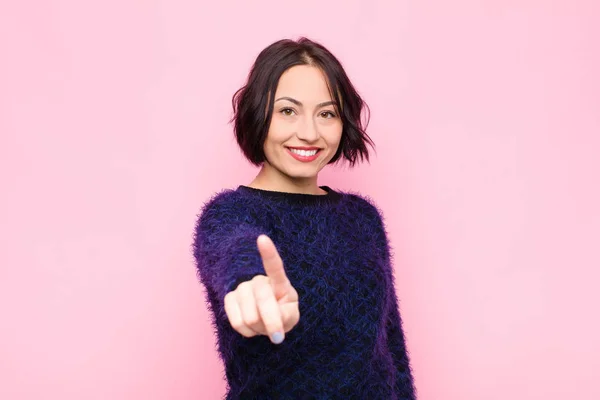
top-left (274, 65), bottom-right (333, 101)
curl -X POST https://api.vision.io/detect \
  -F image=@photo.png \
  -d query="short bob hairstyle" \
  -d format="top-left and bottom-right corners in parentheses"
top-left (231, 37), bottom-right (374, 167)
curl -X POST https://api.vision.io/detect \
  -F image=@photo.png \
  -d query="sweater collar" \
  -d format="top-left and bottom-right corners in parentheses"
top-left (237, 185), bottom-right (342, 205)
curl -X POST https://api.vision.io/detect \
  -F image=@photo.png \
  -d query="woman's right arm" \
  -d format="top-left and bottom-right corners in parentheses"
top-left (193, 199), bottom-right (266, 300)
top-left (192, 197), bottom-right (300, 343)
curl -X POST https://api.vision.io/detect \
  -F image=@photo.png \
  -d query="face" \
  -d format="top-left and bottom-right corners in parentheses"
top-left (262, 65), bottom-right (343, 184)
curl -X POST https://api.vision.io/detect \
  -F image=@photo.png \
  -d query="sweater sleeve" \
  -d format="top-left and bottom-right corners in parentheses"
top-left (192, 193), bottom-right (267, 305)
top-left (385, 279), bottom-right (418, 399)
top-left (368, 202), bottom-right (418, 399)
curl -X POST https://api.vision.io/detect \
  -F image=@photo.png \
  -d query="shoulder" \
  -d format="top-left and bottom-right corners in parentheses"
top-left (197, 187), bottom-right (235, 213)
top-left (338, 189), bottom-right (385, 223)
top-left (338, 191), bottom-right (393, 255)
top-left (195, 187), bottom-right (250, 227)
top-left (200, 187), bottom-right (240, 212)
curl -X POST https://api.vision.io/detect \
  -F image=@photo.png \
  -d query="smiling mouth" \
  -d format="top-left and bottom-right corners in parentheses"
top-left (285, 147), bottom-right (322, 162)
top-left (286, 147), bottom-right (322, 156)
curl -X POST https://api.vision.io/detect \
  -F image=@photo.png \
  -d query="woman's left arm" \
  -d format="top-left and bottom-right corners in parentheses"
top-left (367, 201), bottom-right (418, 399)
top-left (385, 276), bottom-right (418, 399)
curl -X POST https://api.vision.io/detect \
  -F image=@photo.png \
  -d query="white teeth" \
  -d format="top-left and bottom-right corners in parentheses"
top-left (290, 148), bottom-right (318, 156)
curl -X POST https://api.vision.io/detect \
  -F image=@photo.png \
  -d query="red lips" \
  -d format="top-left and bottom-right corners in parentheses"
top-left (286, 147), bottom-right (321, 162)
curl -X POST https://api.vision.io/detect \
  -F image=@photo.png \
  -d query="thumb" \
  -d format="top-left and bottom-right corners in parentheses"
top-left (257, 234), bottom-right (290, 299)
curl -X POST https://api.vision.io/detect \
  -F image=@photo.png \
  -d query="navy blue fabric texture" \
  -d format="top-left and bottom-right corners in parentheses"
top-left (192, 185), bottom-right (417, 399)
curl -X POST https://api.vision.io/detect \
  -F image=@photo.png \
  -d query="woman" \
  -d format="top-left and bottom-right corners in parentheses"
top-left (193, 37), bottom-right (417, 399)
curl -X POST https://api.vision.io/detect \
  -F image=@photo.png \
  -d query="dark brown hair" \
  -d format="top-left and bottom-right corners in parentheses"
top-left (231, 37), bottom-right (374, 167)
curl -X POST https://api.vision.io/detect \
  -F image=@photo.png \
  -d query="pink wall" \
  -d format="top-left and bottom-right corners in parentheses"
top-left (1, 1), bottom-right (598, 399)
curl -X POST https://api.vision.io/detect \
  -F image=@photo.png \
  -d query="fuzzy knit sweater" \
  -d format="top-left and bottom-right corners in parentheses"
top-left (192, 185), bottom-right (417, 399)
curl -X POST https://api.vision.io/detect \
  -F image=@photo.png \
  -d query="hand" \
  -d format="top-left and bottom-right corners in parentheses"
top-left (223, 234), bottom-right (300, 344)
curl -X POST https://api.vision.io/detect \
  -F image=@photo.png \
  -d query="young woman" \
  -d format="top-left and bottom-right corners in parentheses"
top-left (193, 37), bottom-right (417, 399)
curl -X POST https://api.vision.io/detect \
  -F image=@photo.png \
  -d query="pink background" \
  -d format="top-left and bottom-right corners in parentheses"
top-left (1, 1), bottom-right (599, 399)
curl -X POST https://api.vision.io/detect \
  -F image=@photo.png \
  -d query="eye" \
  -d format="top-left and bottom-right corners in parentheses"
top-left (320, 111), bottom-right (337, 119)
top-left (280, 108), bottom-right (296, 116)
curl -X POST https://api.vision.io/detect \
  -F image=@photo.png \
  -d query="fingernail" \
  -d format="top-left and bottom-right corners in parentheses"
top-left (271, 332), bottom-right (284, 344)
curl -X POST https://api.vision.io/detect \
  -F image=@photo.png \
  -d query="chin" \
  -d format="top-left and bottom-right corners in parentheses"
top-left (282, 168), bottom-right (319, 180)
top-left (287, 172), bottom-right (317, 180)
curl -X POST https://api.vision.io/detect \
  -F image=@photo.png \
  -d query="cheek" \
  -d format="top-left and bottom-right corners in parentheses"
top-left (263, 123), bottom-right (289, 157)
top-left (266, 118), bottom-right (292, 143)
top-left (321, 123), bottom-right (343, 147)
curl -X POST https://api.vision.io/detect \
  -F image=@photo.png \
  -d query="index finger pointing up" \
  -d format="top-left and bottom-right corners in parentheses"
top-left (257, 234), bottom-right (290, 299)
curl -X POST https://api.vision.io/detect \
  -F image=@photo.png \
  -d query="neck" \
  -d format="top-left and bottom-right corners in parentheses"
top-left (249, 162), bottom-right (325, 195)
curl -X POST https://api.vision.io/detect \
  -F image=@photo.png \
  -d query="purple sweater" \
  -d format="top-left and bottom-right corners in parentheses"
top-left (192, 185), bottom-right (417, 399)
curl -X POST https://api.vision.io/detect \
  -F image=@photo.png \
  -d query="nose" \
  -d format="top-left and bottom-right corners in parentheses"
top-left (296, 116), bottom-right (319, 142)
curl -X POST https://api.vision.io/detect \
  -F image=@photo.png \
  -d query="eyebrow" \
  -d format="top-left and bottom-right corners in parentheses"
top-left (274, 97), bottom-right (337, 109)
